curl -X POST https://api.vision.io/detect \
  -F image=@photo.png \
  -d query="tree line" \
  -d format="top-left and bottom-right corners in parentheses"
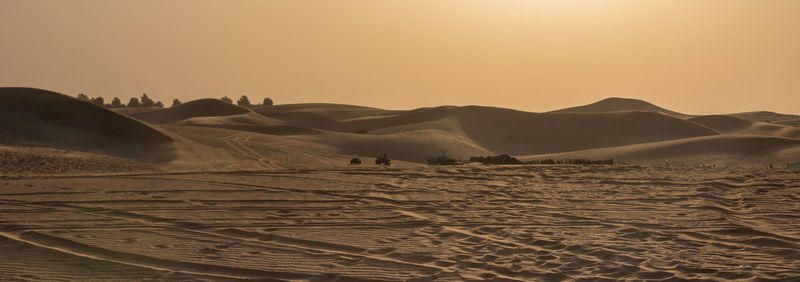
top-left (76, 93), bottom-right (274, 108)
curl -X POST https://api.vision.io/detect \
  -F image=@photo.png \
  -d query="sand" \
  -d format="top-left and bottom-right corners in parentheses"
top-left (2, 88), bottom-right (800, 280)
top-left (0, 88), bottom-right (175, 162)
top-left (1, 166), bottom-right (798, 281)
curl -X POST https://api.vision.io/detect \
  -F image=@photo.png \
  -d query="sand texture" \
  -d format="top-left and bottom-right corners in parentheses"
top-left (2, 88), bottom-right (800, 280)
top-left (1, 166), bottom-right (798, 281)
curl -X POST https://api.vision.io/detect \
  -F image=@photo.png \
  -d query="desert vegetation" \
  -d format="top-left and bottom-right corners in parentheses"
top-left (73, 93), bottom-right (274, 109)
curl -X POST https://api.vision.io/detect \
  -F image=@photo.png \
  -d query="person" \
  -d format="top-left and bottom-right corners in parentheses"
top-left (382, 152), bottom-right (389, 160)
top-left (350, 151), bottom-right (361, 165)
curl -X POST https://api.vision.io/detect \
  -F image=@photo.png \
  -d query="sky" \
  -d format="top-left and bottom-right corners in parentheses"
top-left (1, 0), bottom-right (798, 114)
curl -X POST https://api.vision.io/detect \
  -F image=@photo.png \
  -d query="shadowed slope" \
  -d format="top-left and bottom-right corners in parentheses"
top-left (551, 97), bottom-right (689, 118)
top-left (0, 87), bottom-right (174, 160)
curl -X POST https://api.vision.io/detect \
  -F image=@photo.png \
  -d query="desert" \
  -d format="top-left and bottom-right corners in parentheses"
top-left (1, 87), bottom-right (799, 281)
top-left (3, 1), bottom-right (800, 280)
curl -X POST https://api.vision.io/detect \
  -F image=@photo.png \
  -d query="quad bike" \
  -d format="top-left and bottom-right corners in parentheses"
top-left (375, 156), bottom-right (391, 166)
top-left (350, 158), bottom-right (362, 165)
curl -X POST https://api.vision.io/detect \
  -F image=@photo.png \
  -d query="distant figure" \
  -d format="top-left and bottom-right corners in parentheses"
top-left (769, 163), bottom-right (773, 169)
top-left (350, 151), bottom-right (361, 165)
top-left (665, 160), bottom-right (670, 167)
top-left (376, 152), bottom-right (391, 166)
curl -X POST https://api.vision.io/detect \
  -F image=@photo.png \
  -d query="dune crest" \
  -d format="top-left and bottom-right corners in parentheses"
top-left (550, 97), bottom-right (689, 118)
top-left (0, 87), bottom-right (174, 163)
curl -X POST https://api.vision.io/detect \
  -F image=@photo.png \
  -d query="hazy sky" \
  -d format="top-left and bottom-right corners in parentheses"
top-left (1, 0), bottom-right (798, 114)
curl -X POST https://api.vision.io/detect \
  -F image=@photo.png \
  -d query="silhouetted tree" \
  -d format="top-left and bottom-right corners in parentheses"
top-left (76, 93), bottom-right (90, 102)
top-left (154, 101), bottom-right (164, 108)
top-left (237, 95), bottom-right (251, 106)
top-left (111, 97), bottom-right (123, 108)
top-left (140, 93), bottom-right (155, 107)
top-left (128, 97), bottom-right (140, 107)
top-left (221, 96), bottom-right (233, 103)
top-left (171, 99), bottom-right (182, 107)
top-left (263, 97), bottom-right (273, 106)
top-left (90, 96), bottom-right (104, 106)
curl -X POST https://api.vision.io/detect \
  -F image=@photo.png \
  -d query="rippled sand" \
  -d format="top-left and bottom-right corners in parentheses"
top-left (1, 165), bottom-right (798, 281)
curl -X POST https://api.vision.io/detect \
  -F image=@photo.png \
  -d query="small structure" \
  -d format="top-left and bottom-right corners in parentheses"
top-left (375, 154), bottom-right (391, 166)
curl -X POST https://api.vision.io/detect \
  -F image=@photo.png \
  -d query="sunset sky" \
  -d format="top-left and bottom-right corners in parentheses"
top-left (1, 0), bottom-right (798, 114)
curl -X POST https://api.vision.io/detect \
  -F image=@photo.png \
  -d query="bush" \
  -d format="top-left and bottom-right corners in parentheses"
top-left (221, 96), bottom-right (233, 103)
top-left (140, 93), bottom-right (155, 107)
top-left (237, 95), bottom-right (251, 106)
top-left (128, 97), bottom-right (140, 107)
top-left (171, 99), bottom-right (182, 107)
top-left (90, 96), bottom-right (104, 106)
top-left (111, 97), bottom-right (123, 108)
top-left (263, 97), bottom-right (273, 106)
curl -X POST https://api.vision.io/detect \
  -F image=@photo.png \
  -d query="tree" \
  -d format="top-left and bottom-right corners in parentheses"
top-left (237, 95), bottom-right (251, 106)
top-left (128, 97), bottom-right (141, 107)
top-left (154, 101), bottom-right (164, 108)
top-left (90, 96), bottom-right (104, 106)
top-left (221, 96), bottom-right (233, 103)
top-left (76, 93), bottom-right (89, 102)
top-left (263, 97), bottom-right (273, 106)
top-left (171, 99), bottom-right (182, 107)
top-left (111, 97), bottom-right (123, 108)
top-left (140, 93), bottom-right (155, 107)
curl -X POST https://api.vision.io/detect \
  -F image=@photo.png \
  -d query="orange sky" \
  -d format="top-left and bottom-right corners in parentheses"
top-left (1, 0), bottom-right (798, 114)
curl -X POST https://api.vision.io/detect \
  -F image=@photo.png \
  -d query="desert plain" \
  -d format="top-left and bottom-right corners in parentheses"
top-left (1, 87), bottom-right (799, 281)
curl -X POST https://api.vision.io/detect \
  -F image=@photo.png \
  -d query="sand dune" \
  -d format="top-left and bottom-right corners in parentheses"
top-left (3, 90), bottom-right (798, 172)
top-left (550, 97), bottom-right (689, 118)
top-left (2, 89), bottom-right (800, 280)
top-left (110, 106), bottom-right (164, 116)
top-left (251, 104), bottom-right (721, 155)
top-left (119, 98), bottom-right (796, 169)
top-left (153, 104), bottom-right (727, 167)
top-left (520, 134), bottom-right (800, 164)
top-left (0, 87), bottom-right (174, 162)
top-left (742, 123), bottom-right (800, 139)
top-left (688, 115), bottom-right (754, 134)
top-left (454, 107), bottom-right (717, 155)
top-left (130, 98), bottom-right (252, 124)
top-left (729, 111), bottom-right (800, 123)
top-left (249, 103), bottom-right (402, 130)
top-left (775, 118), bottom-right (800, 127)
